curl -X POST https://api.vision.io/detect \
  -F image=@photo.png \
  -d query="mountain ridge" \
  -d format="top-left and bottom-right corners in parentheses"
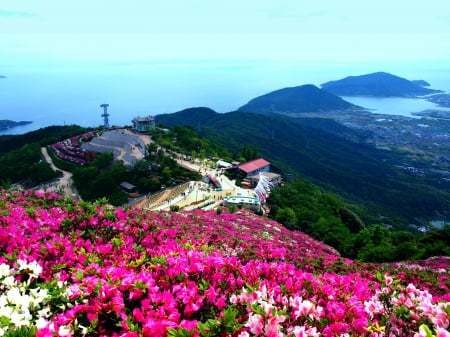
top-left (156, 108), bottom-right (450, 225)
top-left (0, 119), bottom-right (32, 130)
top-left (238, 84), bottom-right (360, 115)
top-left (321, 71), bottom-right (441, 97)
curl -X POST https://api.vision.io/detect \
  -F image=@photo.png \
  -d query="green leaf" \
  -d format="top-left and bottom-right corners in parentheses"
top-left (418, 324), bottom-right (434, 337)
top-left (76, 269), bottom-right (83, 281)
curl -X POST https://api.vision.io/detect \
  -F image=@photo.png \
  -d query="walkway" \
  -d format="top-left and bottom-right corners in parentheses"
top-left (38, 147), bottom-right (79, 198)
top-left (134, 153), bottom-right (256, 211)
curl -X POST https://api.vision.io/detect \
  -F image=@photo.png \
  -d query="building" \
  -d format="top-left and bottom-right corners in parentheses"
top-left (120, 181), bottom-right (137, 193)
top-left (132, 116), bottom-right (155, 133)
top-left (246, 171), bottom-right (282, 188)
top-left (237, 158), bottom-right (271, 177)
top-left (216, 159), bottom-right (232, 169)
top-left (223, 195), bottom-right (261, 211)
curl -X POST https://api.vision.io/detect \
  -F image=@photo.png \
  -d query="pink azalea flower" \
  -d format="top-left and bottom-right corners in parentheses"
top-left (246, 313), bottom-right (264, 335)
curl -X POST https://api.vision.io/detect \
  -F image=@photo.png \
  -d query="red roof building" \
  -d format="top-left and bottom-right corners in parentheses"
top-left (238, 158), bottom-right (271, 176)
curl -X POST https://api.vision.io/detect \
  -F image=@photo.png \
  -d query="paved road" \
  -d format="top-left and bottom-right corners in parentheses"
top-left (39, 147), bottom-right (78, 198)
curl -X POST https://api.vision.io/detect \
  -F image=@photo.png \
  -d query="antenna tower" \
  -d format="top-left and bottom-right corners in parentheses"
top-left (100, 103), bottom-right (110, 128)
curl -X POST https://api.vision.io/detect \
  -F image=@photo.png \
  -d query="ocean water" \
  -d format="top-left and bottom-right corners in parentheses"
top-left (1, 63), bottom-right (450, 135)
top-left (342, 95), bottom-right (450, 118)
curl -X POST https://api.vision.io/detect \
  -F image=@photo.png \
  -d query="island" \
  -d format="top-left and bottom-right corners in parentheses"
top-left (0, 75), bottom-right (6, 79)
top-left (0, 120), bottom-right (33, 131)
top-left (321, 72), bottom-right (441, 97)
top-left (238, 84), bottom-right (361, 115)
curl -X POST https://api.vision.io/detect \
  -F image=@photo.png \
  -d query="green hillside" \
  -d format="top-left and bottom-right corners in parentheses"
top-left (238, 84), bottom-right (359, 115)
top-left (156, 108), bottom-right (450, 226)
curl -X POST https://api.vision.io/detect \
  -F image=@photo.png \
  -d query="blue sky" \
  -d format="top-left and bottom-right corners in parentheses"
top-left (2, 0), bottom-right (450, 68)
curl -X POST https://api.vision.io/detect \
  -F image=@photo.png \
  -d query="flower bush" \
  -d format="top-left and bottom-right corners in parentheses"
top-left (0, 189), bottom-right (448, 336)
top-left (50, 132), bottom-right (97, 165)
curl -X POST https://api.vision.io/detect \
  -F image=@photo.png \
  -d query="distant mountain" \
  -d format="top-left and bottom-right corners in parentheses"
top-left (0, 75), bottom-right (6, 79)
top-left (321, 72), bottom-right (441, 97)
top-left (411, 80), bottom-right (431, 87)
top-left (156, 108), bottom-right (450, 225)
top-left (156, 107), bottom-right (217, 127)
top-left (0, 120), bottom-right (32, 130)
top-left (238, 84), bottom-right (360, 115)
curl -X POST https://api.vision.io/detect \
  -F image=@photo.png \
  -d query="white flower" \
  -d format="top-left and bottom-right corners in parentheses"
top-left (9, 309), bottom-right (32, 327)
top-left (0, 302), bottom-right (13, 318)
top-left (7, 288), bottom-right (33, 310)
top-left (58, 325), bottom-right (73, 336)
top-left (0, 264), bottom-right (11, 278)
top-left (78, 325), bottom-right (88, 335)
top-left (6, 287), bottom-right (22, 305)
top-left (27, 261), bottom-right (43, 278)
top-left (35, 317), bottom-right (49, 329)
top-left (14, 259), bottom-right (42, 279)
top-left (29, 287), bottom-right (49, 307)
top-left (16, 259), bottom-right (29, 272)
top-left (37, 306), bottom-right (51, 318)
top-left (2, 276), bottom-right (16, 288)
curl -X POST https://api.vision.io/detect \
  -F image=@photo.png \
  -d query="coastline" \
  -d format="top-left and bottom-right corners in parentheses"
top-left (0, 120), bottom-right (33, 132)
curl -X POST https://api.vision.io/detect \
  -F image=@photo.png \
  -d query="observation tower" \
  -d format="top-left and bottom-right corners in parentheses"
top-left (100, 104), bottom-right (110, 128)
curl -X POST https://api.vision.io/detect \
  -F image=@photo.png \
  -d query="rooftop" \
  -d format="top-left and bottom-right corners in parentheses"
top-left (224, 195), bottom-right (260, 205)
top-left (238, 158), bottom-right (270, 173)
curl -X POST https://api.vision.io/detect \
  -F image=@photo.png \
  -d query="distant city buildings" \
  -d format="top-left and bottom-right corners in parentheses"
top-left (132, 116), bottom-right (155, 133)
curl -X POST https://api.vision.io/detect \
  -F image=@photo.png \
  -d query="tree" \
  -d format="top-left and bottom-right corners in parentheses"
top-left (274, 208), bottom-right (297, 229)
top-left (337, 207), bottom-right (365, 233)
top-left (161, 167), bottom-right (172, 183)
top-left (92, 152), bottom-right (113, 170)
top-left (145, 143), bottom-right (158, 159)
top-left (357, 242), bottom-right (396, 262)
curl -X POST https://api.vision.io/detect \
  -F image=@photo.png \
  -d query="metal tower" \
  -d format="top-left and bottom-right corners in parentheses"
top-left (100, 103), bottom-right (110, 128)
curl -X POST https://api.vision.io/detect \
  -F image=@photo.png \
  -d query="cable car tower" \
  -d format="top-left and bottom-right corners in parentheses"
top-left (100, 103), bottom-right (110, 128)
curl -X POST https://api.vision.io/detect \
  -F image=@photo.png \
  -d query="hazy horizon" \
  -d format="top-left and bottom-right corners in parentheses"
top-left (2, 1), bottom-right (449, 67)
top-left (1, 1), bottom-right (450, 134)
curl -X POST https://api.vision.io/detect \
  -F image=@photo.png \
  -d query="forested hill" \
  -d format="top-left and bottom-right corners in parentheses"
top-left (156, 108), bottom-right (450, 226)
top-left (321, 72), bottom-right (441, 97)
top-left (155, 107), bottom-right (218, 126)
top-left (238, 84), bottom-right (359, 115)
top-left (0, 119), bottom-right (32, 130)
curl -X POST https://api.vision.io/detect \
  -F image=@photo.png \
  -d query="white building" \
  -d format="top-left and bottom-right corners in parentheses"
top-left (223, 195), bottom-right (261, 211)
top-left (132, 116), bottom-right (155, 133)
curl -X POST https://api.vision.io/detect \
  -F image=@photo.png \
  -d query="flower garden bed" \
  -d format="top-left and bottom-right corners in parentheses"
top-left (0, 190), bottom-right (448, 336)
top-left (50, 132), bottom-right (97, 166)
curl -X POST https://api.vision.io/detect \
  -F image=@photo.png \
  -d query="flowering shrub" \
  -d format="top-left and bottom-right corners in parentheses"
top-left (0, 190), bottom-right (448, 336)
top-left (50, 132), bottom-right (97, 165)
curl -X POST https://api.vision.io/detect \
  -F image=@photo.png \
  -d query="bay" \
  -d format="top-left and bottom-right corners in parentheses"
top-left (342, 95), bottom-right (450, 118)
top-left (1, 63), bottom-right (450, 135)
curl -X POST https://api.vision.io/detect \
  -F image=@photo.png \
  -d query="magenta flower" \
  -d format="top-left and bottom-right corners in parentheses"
top-left (0, 190), bottom-right (448, 336)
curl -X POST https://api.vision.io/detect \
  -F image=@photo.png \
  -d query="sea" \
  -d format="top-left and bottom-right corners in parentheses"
top-left (1, 62), bottom-right (450, 136)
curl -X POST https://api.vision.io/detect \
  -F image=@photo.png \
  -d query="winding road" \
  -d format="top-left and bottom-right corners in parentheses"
top-left (39, 147), bottom-right (78, 198)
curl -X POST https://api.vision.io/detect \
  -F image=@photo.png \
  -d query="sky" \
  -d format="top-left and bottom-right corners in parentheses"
top-left (1, 0), bottom-right (450, 69)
